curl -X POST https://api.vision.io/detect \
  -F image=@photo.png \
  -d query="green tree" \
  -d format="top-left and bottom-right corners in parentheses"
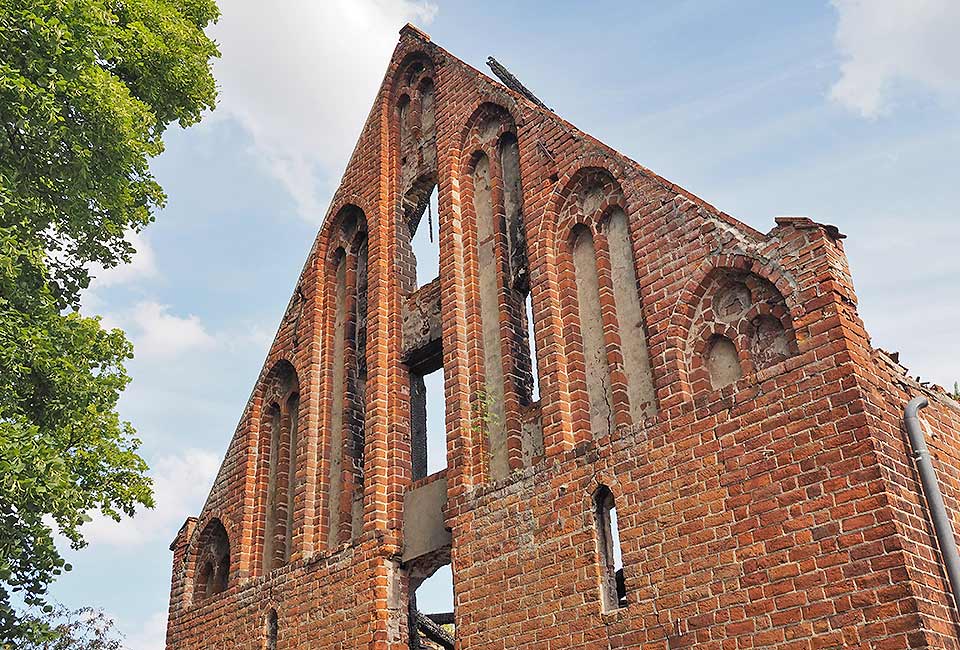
top-left (0, 0), bottom-right (219, 644)
top-left (21, 604), bottom-right (124, 650)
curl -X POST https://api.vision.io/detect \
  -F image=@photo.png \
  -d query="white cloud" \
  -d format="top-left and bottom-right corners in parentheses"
top-left (129, 301), bottom-right (215, 360)
top-left (84, 448), bottom-right (221, 548)
top-left (211, 0), bottom-right (438, 221)
top-left (90, 230), bottom-right (158, 288)
top-left (80, 230), bottom-right (159, 315)
top-left (226, 322), bottom-right (275, 353)
top-left (830, 0), bottom-right (960, 117)
top-left (104, 609), bottom-right (167, 650)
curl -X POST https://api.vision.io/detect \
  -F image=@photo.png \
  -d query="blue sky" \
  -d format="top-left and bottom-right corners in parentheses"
top-left (50, 1), bottom-right (960, 647)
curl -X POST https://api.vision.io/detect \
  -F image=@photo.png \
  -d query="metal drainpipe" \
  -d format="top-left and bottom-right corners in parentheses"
top-left (904, 396), bottom-right (960, 615)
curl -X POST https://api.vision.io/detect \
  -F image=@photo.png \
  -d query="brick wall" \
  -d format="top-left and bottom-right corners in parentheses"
top-left (166, 24), bottom-right (960, 650)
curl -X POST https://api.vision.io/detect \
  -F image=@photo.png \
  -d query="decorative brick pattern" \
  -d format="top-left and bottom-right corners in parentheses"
top-left (166, 25), bottom-right (960, 650)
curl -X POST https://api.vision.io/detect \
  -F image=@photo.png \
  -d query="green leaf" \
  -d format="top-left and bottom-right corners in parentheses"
top-left (0, 0), bottom-right (219, 644)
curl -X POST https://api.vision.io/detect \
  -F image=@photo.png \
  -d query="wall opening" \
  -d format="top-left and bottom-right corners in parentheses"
top-left (461, 106), bottom-right (541, 480)
top-left (395, 58), bottom-right (438, 296)
top-left (594, 487), bottom-right (626, 611)
top-left (410, 358), bottom-right (446, 482)
top-left (409, 185), bottom-right (440, 288)
top-left (523, 291), bottom-right (540, 402)
top-left (424, 367), bottom-right (446, 476)
top-left (410, 367), bottom-right (447, 481)
top-left (409, 563), bottom-right (455, 650)
top-left (264, 609), bottom-right (278, 650)
top-left (348, 235), bottom-right (369, 541)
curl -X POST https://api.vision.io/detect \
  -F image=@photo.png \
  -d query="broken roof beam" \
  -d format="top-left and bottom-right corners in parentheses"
top-left (486, 56), bottom-right (551, 111)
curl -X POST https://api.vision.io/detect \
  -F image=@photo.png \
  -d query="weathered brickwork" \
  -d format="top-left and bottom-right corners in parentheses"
top-left (166, 25), bottom-right (960, 649)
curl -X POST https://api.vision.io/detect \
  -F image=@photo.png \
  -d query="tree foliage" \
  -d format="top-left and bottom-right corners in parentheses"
top-left (0, 0), bottom-right (219, 644)
top-left (16, 604), bottom-right (124, 650)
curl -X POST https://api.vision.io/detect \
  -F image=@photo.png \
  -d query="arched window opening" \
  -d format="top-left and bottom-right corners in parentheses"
top-left (264, 609), bottom-right (278, 650)
top-left (557, 168), bottom-right (658, 436)
top-left (499, 132), bottom-right (537, 413)
top-left (594, 487), bottom-right (626, 611)
top-left (461, 108), bottom-right (543, 480)
top-left (193, 519), bottom-right (230, 603)
top-left (395, 58), bottom-right (438, 296)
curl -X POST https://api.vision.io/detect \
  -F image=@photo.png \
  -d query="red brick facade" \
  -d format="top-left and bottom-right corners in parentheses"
top-left (166, 25), bottom-right (960, 649)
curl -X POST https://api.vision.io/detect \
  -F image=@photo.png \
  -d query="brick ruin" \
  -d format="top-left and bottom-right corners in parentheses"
top-left (166, 25), bottom-right (960, 649)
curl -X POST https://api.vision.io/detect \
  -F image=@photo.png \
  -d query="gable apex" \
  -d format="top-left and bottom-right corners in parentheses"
top-left (399, 22), bottom-right (431, 42)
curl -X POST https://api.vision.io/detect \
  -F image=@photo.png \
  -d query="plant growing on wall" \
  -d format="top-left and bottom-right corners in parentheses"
top-left (0, 0), bottom-right (219, 644)
top-left (471, 387), bottom-right (498, 436)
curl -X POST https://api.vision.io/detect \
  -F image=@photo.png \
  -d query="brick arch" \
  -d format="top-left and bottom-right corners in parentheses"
top-left (669, 255), bottom-right (800, 399)
top-left (459, 102), bottom-right (518, 157)
top-left (317, 203), bottom-right (371, 551)
top-left (312, 196), bottom-right (377, 276)
top-left (443, 96), bottom-right (517, 210)
top-left (533, 156), bottom-right (654, 356)
top-left (537, 155), bottom-right (635, 244)
top-left (390, 53), bottom-right (436, 163)
top-left (322, 204), bottom-right (369, 270)
top-left (390, 51), bottom-right (436, 101)
top-left (253, 359), bottom-right (302, 575)
top-left (688, 322), bottom-right (751, 394)
top-left (454, 99), bottom-right (540, 482)
top-left (185, 514), bottom-right (234, 606)
top-left (259, 359), bottom-right (300, 406)
top-left (541, 164), bottom-right (659, 441)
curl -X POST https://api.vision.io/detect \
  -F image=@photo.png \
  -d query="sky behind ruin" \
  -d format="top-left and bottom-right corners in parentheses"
top-left (52, 1), bottom-right (960, 647)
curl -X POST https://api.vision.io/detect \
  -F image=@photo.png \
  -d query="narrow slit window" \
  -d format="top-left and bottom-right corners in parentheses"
top-left (264, 608), bottom-right (277, 650)
top-left (594, 486), bottom-right (626, 611)
top-left (524, 291), bottom-right (540, 402)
